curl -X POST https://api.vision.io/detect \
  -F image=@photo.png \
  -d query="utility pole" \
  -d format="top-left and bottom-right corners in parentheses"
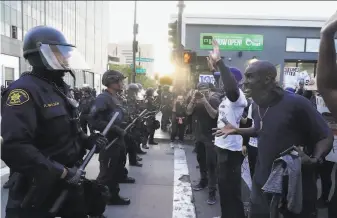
top-left (177, 1), bottom-right (185, 65)
top-left (132, 0), bottom-right (138, 83)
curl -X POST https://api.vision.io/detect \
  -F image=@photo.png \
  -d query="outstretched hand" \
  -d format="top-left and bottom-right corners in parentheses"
top-left (208, 39), bottom-right (222, 66)
top-left (212, 123), bottom-right (237, 138)
top-left (321, 11), bottom-right (337, 36)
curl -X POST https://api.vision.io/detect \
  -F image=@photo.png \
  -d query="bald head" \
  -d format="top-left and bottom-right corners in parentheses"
top-left (246, 60), bottom-right (277, 80)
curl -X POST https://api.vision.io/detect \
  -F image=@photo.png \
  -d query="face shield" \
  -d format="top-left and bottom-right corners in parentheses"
top-left (38, 43), bottom-right (90, 71)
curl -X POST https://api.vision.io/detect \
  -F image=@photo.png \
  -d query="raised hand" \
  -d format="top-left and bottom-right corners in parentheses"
top-left (208, 39), bottom-right (221, 65)
top-left (321, 11), bottom-right (337, 36)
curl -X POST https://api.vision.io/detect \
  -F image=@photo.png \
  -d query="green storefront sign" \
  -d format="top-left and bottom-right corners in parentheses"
top-left (200, 33), bottom-right (264, 51)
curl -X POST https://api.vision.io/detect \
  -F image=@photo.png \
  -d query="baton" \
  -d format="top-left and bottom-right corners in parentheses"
top-left (49, 112), bottom-right (120, 214)
top-left (105, 109), bottom-right (148, 150)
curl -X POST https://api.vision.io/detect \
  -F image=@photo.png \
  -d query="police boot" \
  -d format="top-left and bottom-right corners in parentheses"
top-left (107, 196), bottom-right (131, 205)
top-left (142, 144), bottom-right (150, 149)
top-left (136, 155), bottom-right (143, 161)
top-left (130, 161), bottom-right (142, 167)
top-left (120, 176), bottom-right (136, 184)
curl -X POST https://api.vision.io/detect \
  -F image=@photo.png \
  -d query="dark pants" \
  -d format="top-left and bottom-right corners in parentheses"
top-left (6, 180), bottom-right (87, 218)
top-left (196, 141), bottom-right (207, 183)
top-left (161, 110), bottom-right (171, 130)
top-left (328, 164), bottom-right (337, 218)
top-left (317, 160), bottom-right (334, 201)
top-left (117, 146), bottom-right (129, 182)
top-left (196, 140), bottom-right (217, 191)
top-left (247, 145), bottom-right (258, 179)
top-left (249, 166), bottom-right (317, 218)
top-left (124, 134), bottom-right (138, 164)
top-left (216, 147), bottom-right (245, 218)
top-left (97, 145), bottom-right (122, 199)
top-left (170, 118), bottom-right (185, 141)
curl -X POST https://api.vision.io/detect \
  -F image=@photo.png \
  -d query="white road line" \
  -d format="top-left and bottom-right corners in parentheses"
top-left (172, 146), bottom-right (196, 218)
top-left (1, 166), bottom-right (10, 177)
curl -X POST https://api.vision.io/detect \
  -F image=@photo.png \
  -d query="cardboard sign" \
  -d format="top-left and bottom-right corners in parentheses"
top-left (199, 74), bottom-right (215, 84)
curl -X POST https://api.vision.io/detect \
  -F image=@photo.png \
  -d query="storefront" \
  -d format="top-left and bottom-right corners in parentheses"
top-left (179, 14), bottom-right (333, 86)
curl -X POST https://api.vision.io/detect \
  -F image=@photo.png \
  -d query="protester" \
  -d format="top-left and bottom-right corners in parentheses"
top-left (187, 82), bottom-right (221, 205)
top-left (214, 59), bottom-right (333, 218)
top-left (317, 11), bottom-right (337, 218)
top-left (208, 40), bottom-right (247, 218)
top-left (170, 95), bottom-right (187, 147)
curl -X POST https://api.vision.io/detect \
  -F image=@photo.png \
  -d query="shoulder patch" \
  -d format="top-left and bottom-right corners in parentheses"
top-left (6, 89), bottom-right (30, 106)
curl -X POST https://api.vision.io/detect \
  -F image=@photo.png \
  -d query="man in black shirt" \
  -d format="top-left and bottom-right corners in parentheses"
top-left (187, 82), bottom-right (221, 205)
top-left (215, 60), bottom-right (333, 218)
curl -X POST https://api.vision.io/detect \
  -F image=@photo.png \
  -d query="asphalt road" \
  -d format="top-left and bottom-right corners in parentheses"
top-left (1, 130), bottom-right (336, 218)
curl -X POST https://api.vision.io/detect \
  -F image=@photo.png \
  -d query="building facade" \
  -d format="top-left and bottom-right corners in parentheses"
top-left (171, 14), bottom-right (336, 85)
top-left (0, 0), bottom-right (110, 92)
top-left (108, 42), bottom-right (155, 78)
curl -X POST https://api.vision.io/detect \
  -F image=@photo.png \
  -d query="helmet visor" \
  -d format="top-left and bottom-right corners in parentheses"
top-left (39, 44), bottom-right (90, 70)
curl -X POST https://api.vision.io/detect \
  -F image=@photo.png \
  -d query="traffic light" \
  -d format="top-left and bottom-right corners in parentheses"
top-left (168, 20), bottom-right (178, 49)
top-left (183, 51), bottom-right (191, 64)
top-left (183, 50), bottom-right (197, 65)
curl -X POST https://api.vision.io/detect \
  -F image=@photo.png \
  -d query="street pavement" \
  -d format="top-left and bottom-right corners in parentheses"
top-left (1, 128), bottom-right (336, 218)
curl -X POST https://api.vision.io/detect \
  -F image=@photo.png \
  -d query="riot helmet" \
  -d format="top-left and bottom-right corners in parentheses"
top-left (145, 87), bottom-right (154, 97)
top-left (23, 26), bottom-right (89, 71)
top-left (163, 85), bottom-right (170, 92)
top-left (102, 70), bottom-right (125, 90)
top-left (127, 83), bottom-right (139, 92)
top-left (136, 83), bottom-right (143, 90)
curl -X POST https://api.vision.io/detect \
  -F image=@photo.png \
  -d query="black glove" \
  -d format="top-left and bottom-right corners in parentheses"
top-left (87, 133), bottom-right (109, 153)
top-left (112, 126), bottom-right (126, 137)
top-left (64, 167), bottom-right (85, 185)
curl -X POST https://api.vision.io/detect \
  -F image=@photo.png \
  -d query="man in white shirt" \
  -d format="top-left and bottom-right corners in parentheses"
top-left (208, 40), bottom-right (247, 218)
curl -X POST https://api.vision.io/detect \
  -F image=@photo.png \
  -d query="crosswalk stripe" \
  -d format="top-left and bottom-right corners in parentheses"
top-left (172, 146), bottom-right (196, 218)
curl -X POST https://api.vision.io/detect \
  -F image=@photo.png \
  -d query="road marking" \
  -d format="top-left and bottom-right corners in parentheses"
top-left (1, 166), bottom-right (10, 177)
top-left (172, 146), bottom-right (196, 218)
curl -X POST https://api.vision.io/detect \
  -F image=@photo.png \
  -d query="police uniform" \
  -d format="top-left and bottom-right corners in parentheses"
top-left (160, 85), bottom-right (173, 131)
top-left (144, 88), bottom-right (159, 145)
top-left (79, 87), bottom-right (95, 134)
top-left (1, 26), bottom-right (108, 218)
top-left (88, 70), bottom-right (132, 205)
top-left (119, 87), bottom-right (143, 167)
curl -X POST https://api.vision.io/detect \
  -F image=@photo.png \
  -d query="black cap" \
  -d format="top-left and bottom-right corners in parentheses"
top-left (197, 82), bottom-right (210, 90)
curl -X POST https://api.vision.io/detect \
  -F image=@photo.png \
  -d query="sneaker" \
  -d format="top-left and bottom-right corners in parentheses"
top-left (207, 191), bottom-right (217, 205)
top-left (192, 182), bottom-right (207, 191)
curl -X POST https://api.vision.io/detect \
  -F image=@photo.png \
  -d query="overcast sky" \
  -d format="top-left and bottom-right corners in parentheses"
top-left (108, 1), bottom-right (337, 72)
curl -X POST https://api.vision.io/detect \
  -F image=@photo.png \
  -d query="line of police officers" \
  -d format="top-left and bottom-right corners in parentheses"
top-left (1, 26), bottom-right (160, 218)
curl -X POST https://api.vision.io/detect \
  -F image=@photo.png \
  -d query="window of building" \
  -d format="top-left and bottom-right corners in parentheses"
top-left (5, 5), bottom-right (10, 23)
top-left (5, 67), bottom-right (15, 80)
top-left (11, 8), bottom-right (17, 26)
top-left (286, 38), bottom-right (305, 52)
top-left (306, 38), bottom-right (320, 52)
top-left (11, 25), bottom-right (17, 39)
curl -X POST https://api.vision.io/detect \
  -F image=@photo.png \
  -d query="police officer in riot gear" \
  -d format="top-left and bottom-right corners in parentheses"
top-left (89, 69), bottom-right (133, 205)
top-left (144, 88), bottom-right (159, 146)
top-left (160, 85), bottom-right (173, 131)
top-left (79, 87), bottom-right (95, 134)
top-left (1, 26), bottom-right (109, 218)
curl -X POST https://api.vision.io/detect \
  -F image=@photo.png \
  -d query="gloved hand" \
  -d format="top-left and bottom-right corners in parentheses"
top-left (87, 133), bottom-right (109, 153)
top-left (113, 126), bottom-right (126, 137)
top-left (64, 167), bottom-right (85, 185)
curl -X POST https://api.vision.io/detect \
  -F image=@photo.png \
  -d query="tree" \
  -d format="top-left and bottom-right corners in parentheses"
top-left (108, 63), bottom-right (157, 89)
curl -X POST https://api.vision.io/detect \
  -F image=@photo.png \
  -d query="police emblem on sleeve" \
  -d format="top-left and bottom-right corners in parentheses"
top-left (6, 89), bottom-right (30, 106)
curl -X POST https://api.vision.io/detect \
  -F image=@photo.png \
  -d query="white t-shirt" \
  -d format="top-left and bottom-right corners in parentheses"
top-left (247, 103), bottom-right (258, 147)
top-left (215, 89), bottom-right (248, 151)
